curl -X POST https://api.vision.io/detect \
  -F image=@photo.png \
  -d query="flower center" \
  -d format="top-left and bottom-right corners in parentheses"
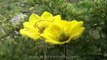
top-left (59, 33), bottom-right (69, 42)
top-left (38, 27), bottom-right (45, 33)
top-left (34, 20), bottom-right (52, 33)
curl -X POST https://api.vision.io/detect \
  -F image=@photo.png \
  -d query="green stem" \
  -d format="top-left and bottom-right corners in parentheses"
top-left (64, 43), bottom-right (67, 60)
top-left (44, 43), bottom-right (47, 60)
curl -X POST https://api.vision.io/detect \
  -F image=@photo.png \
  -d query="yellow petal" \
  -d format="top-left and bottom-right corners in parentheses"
top-left (69, 21), bottom-right (84, 38)
top-left (23, 22), bottom-right (35, 29)
top-left (69, 27), bottom-right (85, 40)
top-left (20, 28), bottom-right (40, 40)
top-left (43, 23), bottom-right (62, 38)
top-left (60, 20), bottom-right (70, 33)
top-left (41, 23), bottom-right (62, 43)
top-left (67, 20), bottom-right (77, 33)
top-left (42, 33), bottom-right (60, 44)
top-left (53, 15), bottom-right (61, 22)
top-left (23, 22), bottom-right (31, 27)
top-left (41, 11), bottom-right (53, 21)
top-left (37, 21), bottom-right (52, 29)
top-left (29, 13), bottom-right (40, 25)
top-left (42, 33), bottom-right (66, 44)
top-left (45, 37), bottom-right (63, 44)
top-left (20, 29), bottom-right (28, 36)
top-left (54, 20), bottom-right (70, 34)
top-left (69, 20), bottom-right (77, 25)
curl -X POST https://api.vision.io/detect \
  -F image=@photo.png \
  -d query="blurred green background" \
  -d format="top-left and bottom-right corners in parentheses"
top-left (0, 0), bottom-right (107, 60)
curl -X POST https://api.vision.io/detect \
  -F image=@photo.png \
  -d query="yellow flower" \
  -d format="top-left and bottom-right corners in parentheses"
top-left (20, 11), bottom-right (62, 40)
top-left (35, 11), bottom-right (61, 32)
top-left (29, 11), bottom-right (61, 32)
top-left (20, 11), bottom-right (85, 43)
top-left (41, 20), bottom-right (85, 44)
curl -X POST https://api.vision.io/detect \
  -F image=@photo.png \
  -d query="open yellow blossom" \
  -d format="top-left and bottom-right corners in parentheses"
top-left (41, 20), bottom-right (85, 44)
top-left (20, 11), bottom-right (85, 43)
top-left (20, 11), bottom-right (62, 40)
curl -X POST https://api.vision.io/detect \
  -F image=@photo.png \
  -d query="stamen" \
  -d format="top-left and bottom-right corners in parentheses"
top-left (59, 33), bottom-right (69, 42)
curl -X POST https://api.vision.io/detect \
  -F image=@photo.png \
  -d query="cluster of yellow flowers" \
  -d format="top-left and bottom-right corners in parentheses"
top-left (20, 11), bottom-right (85, 44)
